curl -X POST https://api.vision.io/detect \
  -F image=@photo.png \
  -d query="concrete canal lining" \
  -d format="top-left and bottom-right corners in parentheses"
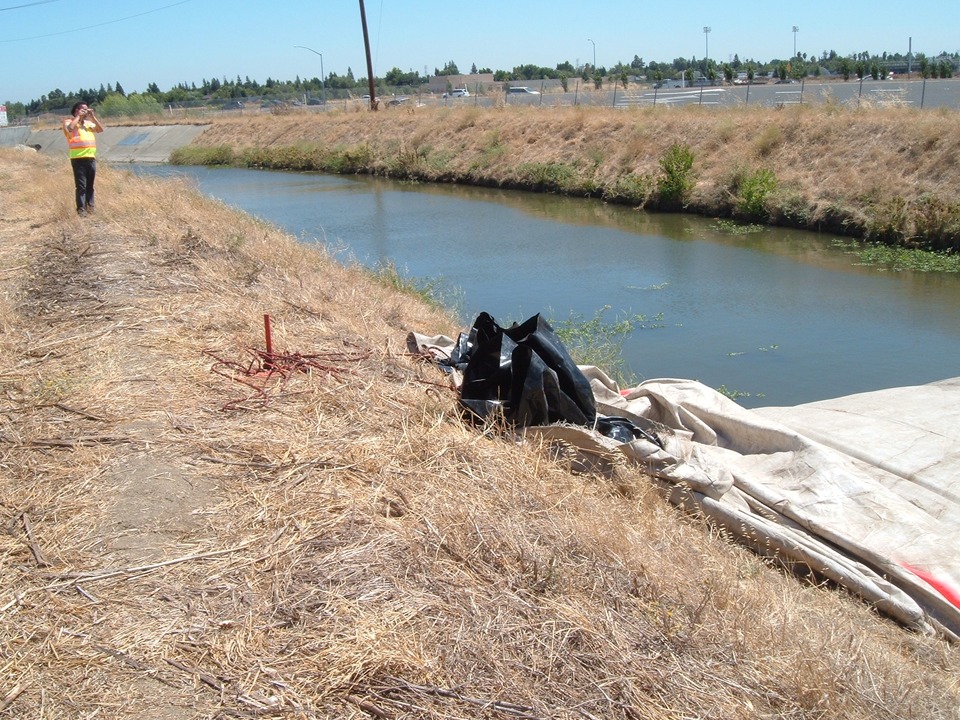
top-left (0, 124), bottom-right (209, 163)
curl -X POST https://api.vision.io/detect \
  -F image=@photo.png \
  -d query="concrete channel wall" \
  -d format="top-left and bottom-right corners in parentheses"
top-left (0, 124), bottom-right (210, 163)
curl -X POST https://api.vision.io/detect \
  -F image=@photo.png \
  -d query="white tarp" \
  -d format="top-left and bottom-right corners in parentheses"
top-left (538, 371), bottom-right (960, 640)
top-left (410, 327), bottom-right (960, 639)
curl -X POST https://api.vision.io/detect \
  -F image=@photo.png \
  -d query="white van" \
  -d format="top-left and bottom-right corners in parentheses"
top-left (443, 88), bottom-right (470, 98)
top-left (507, 86), bottom-right (540, 95)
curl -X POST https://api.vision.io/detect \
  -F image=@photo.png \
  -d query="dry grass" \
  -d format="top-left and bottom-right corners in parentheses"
top-left (187, 102), bottom-right (960, 244)
top-left (1, 149), bottom-right (958, 719)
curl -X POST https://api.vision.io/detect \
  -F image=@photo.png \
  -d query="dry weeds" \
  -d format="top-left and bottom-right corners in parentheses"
top-left (1, 149), bottom-right (958, 719)
top-left (188, 103), bottom-right (960, 242)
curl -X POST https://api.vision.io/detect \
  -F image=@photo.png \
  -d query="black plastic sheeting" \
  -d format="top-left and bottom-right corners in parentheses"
top-left (440, 312), bottom-right (662, 447)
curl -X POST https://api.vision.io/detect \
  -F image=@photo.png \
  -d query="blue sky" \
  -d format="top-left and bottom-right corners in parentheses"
top-left (2, 0), bottom-right (956, 105)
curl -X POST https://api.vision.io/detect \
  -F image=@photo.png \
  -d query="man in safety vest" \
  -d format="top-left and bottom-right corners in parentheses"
top-left (62, 102), bottom-right (104, 215)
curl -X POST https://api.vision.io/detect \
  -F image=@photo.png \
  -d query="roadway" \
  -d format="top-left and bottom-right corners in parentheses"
top-left (394, 77), bottom-right (960, 111)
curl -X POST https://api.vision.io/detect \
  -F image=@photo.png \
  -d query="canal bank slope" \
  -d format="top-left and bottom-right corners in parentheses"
top-left (2, 150), bottom-right (958, 719)
top-left (178, 104), bottom-right (960, 250)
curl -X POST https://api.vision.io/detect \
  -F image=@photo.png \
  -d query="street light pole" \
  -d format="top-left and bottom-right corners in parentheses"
top-left (792, 26), bottom-right (799, 58)
top-left (703, 27), bottom-right (711, 64)
top-left (587, 38), bottom-right (596, 71)
top-left (294, 45), bottom-right (325, 106)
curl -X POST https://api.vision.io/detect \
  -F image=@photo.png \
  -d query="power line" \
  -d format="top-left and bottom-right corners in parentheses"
top-left (0, 0), bottom-right (62, 11)
top-left (1, 0), bottom-right (194, 41)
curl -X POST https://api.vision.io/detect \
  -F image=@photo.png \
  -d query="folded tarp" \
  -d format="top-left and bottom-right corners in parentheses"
top-left (408, 317), bottom-right (960, 640)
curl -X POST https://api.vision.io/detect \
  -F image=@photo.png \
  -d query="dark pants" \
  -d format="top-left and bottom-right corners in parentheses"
top-left (71, 157), bottom-right (97, 212)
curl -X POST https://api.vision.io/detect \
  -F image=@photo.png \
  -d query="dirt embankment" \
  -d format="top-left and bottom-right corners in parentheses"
top-left (183, 104), bottom-right (960, 247)
top-left (1, 150), bottom-right (958, 719)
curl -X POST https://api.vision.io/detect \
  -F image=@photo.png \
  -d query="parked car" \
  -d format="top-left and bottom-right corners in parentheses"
top-left (443, 88), bottom-right (470, 98)
top-left (507, 86), bottom-right (540, 95)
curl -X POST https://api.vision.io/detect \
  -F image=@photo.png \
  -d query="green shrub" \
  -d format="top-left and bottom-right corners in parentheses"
top-left (169, 145), bottom-right (234, 166)
top-left (517, 162), bottom-right (578, 192)
top-left (864, 196), bottom-right (908, 244)
top-left (327, 144), bottom-right (375, 174)
top-left (912, 194), bottom-right (960, 252)
top-left (771, 191), bottom-right (812, 227)
top-left (736, 168), bottom-right (777, 221)
top-left (655, 143), bottom-right (695, 210)
top-left (603, 172), bottom-right (654, 206)
top-left (385, 146), bottom-right (429, 178)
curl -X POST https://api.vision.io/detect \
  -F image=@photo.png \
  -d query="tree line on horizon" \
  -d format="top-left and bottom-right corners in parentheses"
top-left (5, 48), bottom-right (957, 120)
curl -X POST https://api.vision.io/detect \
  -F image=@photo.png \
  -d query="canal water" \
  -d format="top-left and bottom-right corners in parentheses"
top-left (132, 165), bottom-right (960, 409)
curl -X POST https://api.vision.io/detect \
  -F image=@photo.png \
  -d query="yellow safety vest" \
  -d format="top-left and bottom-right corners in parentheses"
top-left (64, 121), bottom-right (97, 159)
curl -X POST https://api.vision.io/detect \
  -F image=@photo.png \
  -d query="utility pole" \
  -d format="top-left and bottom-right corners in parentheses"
top-left (792, 26), bottom-right (799, 58)
top-left (587, 38), bottom-right (596, 71)
top-left (704, 27), bottom-right (711, 64)
top-left (359, 0), bottom-right (376, 110)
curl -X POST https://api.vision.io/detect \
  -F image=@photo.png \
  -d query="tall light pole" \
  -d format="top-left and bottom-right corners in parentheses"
top-left (792, 26), bottom-right (799, 58)
top-left (295, 45), bottom-right (325, 105)
top-left (587, 38), bottom-right (596, 71)
top-left (703, 27), bottom-right (711, 64)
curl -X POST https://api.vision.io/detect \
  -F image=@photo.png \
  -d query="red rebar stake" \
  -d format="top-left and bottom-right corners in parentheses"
top-left (263, 314), bottom-right (274, 359)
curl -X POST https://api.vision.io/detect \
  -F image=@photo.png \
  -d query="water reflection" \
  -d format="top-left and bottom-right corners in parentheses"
top-left (130, 165), bottom-right (960, 408)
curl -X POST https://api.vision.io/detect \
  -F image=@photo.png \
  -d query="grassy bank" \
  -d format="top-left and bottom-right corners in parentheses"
top-left (171, 103), bottom-right (960, 251)
top-left (2, 150), bottom-right (959, 719)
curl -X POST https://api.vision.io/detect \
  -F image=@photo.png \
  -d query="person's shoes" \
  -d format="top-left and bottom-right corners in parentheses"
top-left (86, 205), bottom-right (95, 215)
top-left (77, 207), bottom-right (86, 216)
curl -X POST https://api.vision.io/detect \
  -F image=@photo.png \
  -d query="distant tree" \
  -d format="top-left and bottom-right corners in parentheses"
top-left (593, 71), bottom-right (602, 89)
top-left (146, 82), bottom-right (161, 95)
top-left (100, 92), bottom-right (161, 117)
top-left (114, 82), bottom-right (125, 97)
top-left (722, 63), bottom-right (733, 84)
top-left (556, 60), bottom-right (574, 73)
top-left (630, 55), bottom-right (644, 70)
top-left (838, 57), bottom-right (852, 81)
top-left (435, 61), bottom-right (460, 76)
top-left (470, 63), bottom-right (477, 74)
top-left (620, 70), bottom-right (628, 88)
top-left (384, 67), bottom-right (420, 86)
